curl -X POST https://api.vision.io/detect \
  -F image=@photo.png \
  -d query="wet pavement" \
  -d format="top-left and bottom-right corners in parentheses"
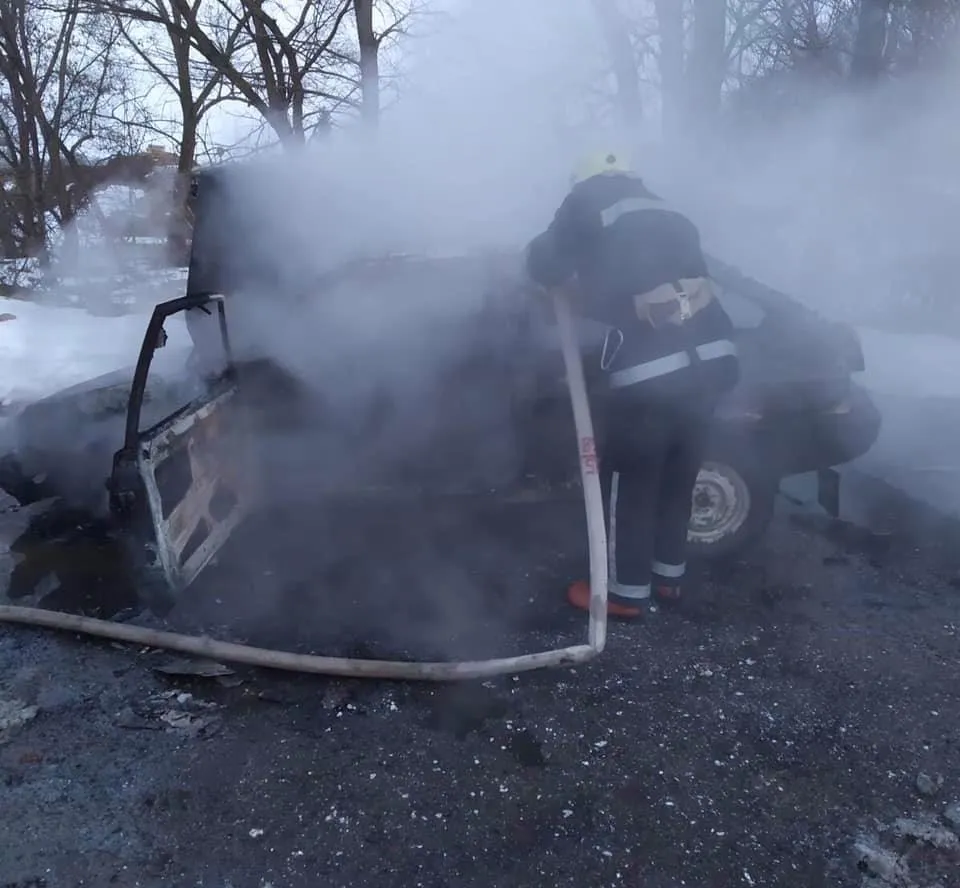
top-left (1, 480), bottom-right (959, 888)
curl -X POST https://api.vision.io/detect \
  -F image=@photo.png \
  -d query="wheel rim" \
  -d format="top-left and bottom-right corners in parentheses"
top-left (688, 461), bottom-right (752, 545)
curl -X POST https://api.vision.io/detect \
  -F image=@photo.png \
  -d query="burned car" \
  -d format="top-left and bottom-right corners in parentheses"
top-left (1, 164), bottom-right (881, 612)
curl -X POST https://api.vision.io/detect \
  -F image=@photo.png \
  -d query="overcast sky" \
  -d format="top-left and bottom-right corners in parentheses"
top-left (178, 0), bottom-right (615, 159)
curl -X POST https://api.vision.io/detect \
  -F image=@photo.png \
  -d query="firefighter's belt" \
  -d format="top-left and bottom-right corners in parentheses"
top-left (633, 276), bottom-right (713, 327)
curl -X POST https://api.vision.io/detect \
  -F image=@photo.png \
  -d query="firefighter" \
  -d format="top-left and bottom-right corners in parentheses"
top-left (525, 150), bottom-right (740, 618)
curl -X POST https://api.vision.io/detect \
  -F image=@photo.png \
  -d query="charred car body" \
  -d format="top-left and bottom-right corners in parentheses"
top-left (1, 164), bottom-right (881, 612)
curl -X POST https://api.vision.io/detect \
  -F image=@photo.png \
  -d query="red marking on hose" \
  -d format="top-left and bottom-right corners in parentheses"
top-left (580, 437), bottom-right (598, 474)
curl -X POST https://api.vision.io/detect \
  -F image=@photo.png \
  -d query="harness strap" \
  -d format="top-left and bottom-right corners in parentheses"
top-left (633, 276), bottom-right (714, 328)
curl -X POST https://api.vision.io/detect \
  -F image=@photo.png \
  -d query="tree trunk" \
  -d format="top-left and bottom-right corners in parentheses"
top-left (168, 114), bottom-right (197, 265)
top-left (353, 0), bottom-right (380, 128)
top-left (851, 0), bottom-right (892, 82)
top-left (58, 218), bottom-right (80, 268)
top-left (592, 0), bottom-right (642, 129)
top-left (686, 0), bottom-right (727, 126)
top-left (653, 0), bottom-right (685, 141)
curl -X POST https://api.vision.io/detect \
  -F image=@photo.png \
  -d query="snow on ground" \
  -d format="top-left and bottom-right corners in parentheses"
top-left (0, 295), bottom-right (192, 407)
top-left (1, 294), bottom-right (959, 517)
top-left (857, 326), bottom-right (960, 399)
top-left (851, 326), bottom-right (960, 517)
top-left (0, 301), bottom-right (955, 401)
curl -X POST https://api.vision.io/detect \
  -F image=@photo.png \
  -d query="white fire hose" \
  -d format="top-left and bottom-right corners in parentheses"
top-left (0, 292), bottom-right (609, 680)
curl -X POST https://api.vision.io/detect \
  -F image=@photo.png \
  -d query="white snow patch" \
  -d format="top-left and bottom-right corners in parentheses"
top-left (0, 296), bottom-right (191, 405)
top-left (858, 326), bottom-right (960, 399)
top-left (841, 327), bottom-right (960, 517)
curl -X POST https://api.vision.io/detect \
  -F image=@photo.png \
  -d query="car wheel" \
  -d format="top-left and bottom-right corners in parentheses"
top-left (687, 459), bottom-right (777, 559)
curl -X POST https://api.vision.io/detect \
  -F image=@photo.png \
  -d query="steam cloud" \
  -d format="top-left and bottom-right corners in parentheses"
top-left (176, 1), bottom-right (960, 655)
top-left (15, 0), bottom-right (960, 652)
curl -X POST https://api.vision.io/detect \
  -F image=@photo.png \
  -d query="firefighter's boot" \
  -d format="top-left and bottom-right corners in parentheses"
top-left (566, 580), bottom-right (643, 619)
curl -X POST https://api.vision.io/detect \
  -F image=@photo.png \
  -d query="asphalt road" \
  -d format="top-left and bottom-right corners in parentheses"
top-left (1, 486), bottom-right (959, 888)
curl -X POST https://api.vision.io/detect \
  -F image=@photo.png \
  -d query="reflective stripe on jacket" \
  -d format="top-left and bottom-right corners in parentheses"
top-left (524, 173), bottom-right (740, 397)
top-left (609, 338), bottom-right (738, 389)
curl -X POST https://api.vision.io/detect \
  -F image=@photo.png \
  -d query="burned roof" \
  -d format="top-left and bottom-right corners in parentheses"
top-left (185, 162), bottom-right (527, 304)
top-left (185, 161), bottom-right (820, 336)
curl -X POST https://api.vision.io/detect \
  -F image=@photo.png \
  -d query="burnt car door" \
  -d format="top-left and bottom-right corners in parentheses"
top-left (107, 293), bottom-right (257, 613)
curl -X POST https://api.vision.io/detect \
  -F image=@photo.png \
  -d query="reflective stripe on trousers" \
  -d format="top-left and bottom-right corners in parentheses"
top-left (608, 339), bottom-right (737, 389)
top-left (607, 471), bottom-right (651, 600)
top-left (652, 559), bottom-right (685, 579)
top-left (606, 475), bottom-right (688, 599)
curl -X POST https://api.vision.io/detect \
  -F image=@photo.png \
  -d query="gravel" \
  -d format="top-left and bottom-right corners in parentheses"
top-left (0, 494), bottom-right (958, 887)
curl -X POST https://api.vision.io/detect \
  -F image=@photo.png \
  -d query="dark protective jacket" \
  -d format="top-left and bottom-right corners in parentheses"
top-left (526, 173), bottom-right (739, 401)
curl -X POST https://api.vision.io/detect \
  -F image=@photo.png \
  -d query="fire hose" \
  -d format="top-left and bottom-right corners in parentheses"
top-left (0, 292), bottom-right (609, 681)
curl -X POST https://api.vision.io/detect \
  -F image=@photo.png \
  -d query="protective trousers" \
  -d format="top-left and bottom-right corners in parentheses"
top-left (597, 393), bottom-right (715, 601)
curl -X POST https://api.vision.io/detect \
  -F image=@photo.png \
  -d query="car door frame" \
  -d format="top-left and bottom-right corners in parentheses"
top-left (108, 292), bottom-right (256, 611)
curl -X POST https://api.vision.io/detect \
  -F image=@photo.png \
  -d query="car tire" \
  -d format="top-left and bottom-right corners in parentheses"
top-left (686, 457), bottom-right (778, 560)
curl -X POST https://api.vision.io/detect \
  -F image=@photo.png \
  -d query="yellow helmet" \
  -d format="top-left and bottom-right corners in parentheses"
top-left (571, 150), bottom-right (632, 186)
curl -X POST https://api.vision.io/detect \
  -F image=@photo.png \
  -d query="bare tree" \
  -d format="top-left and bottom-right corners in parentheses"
top-left (0, 0), bottom-right (137, 258)
top-left (352, 0), bottom-right (378, 126)
top-left (107, 3), bottom-right (236, 171)
top-left (351, 0), bottom-right (422, 128)
top-left (850, 0), bottom-right (892, 81)
top-left (649, 1), bottom-right (862, 130)
top-left (887, 0), bottom-right (960, 72)
top-left (653, 0), bottom-right (685, 138)
top-left (686, 0), bottom-right (728, 122)
top-left (97, 2), bottom-right (246, 257)
top-left (592, 0), bottom-right (644, 128)
top-left (723, 0), bottom-right (943, 107)
top-left (98, 0), bottom-right (359, 145)
top-left (651, 0), bottom-right (728, 136)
